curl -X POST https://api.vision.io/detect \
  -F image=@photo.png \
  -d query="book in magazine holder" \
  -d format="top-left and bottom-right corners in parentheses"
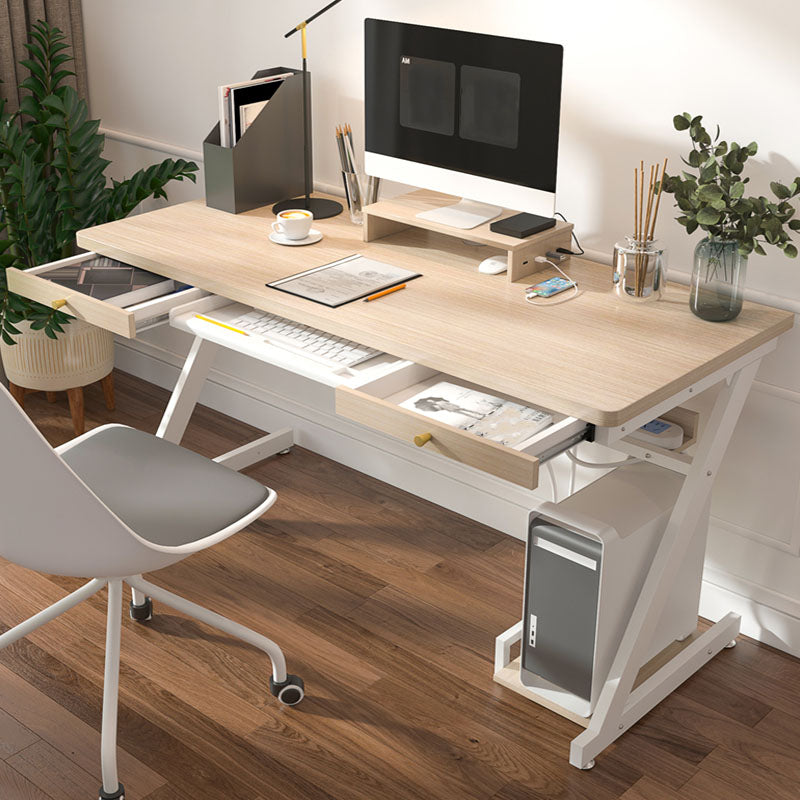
top-left (203, 68), bottom-right (306, 214)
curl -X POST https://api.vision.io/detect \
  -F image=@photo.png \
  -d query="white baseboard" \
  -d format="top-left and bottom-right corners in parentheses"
top-left (701, 567), bottom-right (800, 657)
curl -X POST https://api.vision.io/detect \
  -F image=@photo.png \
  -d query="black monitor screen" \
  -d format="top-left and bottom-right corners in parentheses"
top-left (365, 19), bottom-right (563, 193)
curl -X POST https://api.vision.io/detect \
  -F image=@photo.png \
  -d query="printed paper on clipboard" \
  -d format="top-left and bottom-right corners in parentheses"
top-left (267, 254), bottom-right (421, 307)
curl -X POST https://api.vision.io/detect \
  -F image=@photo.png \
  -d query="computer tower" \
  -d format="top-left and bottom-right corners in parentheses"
top-left (520, 462), bottom-right (708, 718)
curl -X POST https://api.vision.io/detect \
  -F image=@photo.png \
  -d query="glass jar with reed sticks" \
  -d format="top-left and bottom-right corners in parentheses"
top-left (613, 159), bottom-right (668, 302)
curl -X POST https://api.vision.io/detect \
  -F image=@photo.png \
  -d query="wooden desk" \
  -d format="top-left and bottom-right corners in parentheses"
top-left (77, 195), bottom-right (792, 427)
top-left (71, 194), bottom-right (795, 771)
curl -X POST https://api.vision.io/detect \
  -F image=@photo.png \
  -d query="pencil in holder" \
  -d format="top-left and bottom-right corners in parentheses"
top-left (342, 170), bottom-right (365, 224)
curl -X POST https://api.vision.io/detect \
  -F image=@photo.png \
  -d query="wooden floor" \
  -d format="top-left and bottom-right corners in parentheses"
top-left (2, 370), bottom-right (800, 800)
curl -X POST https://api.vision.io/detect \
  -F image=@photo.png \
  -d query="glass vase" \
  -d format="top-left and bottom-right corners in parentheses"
top-left (690, 237), bottom-right (747, 322)
top-left (612, 237), bottom-right (665, 301)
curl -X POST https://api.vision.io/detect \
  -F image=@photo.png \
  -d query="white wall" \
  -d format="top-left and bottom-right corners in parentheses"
top-left (81, 0), bottom-right (800, 654)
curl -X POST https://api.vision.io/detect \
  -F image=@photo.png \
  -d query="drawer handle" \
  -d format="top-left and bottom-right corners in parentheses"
top-left (51, 299), bottom-right (67, 309)
top-left (413, 432), bottom-right (432, 447)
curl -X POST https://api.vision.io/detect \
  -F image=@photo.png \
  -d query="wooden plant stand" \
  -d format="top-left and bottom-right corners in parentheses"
top-left (8, 372), bottom-right (115, 435)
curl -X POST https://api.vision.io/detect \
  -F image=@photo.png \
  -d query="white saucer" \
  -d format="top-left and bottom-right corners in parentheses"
top-left (269, 229), bottom-right (323, 246)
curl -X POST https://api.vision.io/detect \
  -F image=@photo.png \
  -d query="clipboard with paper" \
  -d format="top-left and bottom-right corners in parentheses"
top-left (267, 254), bottom-right (421, 307)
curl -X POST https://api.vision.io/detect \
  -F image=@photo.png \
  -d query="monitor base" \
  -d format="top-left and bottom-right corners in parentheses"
top-left (272, 196), bottom-right (343, 219)
top-left (416, 198), bottom-right (503, 230)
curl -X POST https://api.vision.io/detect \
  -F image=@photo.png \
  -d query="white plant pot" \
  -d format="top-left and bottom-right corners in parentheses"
top-left (0, 318), bottom-right (114, 391)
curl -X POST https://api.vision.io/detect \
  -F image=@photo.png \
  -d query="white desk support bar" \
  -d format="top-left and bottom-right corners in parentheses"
top-left (156, 335), bottom-right (295, 471)
top-left (568, 355), bottom-right (760, 769)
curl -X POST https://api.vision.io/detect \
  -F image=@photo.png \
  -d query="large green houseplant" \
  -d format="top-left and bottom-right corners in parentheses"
top-left (0, 20), bottom-right (198, 346)
top-left (663, 113), bottom-right (800, 321)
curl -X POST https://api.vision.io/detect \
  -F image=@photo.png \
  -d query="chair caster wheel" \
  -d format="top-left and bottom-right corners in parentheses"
top-left (129, 597), bottom-right (153, 622)
top-left (99, 782), bottom-right (125, 799)
top-left (270, 674), bottom-right (305, 706)
top-left (724, 639), bottom-right (737, 649)
top-left (579, 760), bottom-right (595, 770)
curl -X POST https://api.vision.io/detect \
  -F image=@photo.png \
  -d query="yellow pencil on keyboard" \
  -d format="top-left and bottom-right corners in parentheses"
top-left (194, 314), bottom-right (249, 335)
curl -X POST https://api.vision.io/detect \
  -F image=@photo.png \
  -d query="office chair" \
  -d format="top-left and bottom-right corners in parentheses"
top-left (0, 383), bottom-right (304, 800)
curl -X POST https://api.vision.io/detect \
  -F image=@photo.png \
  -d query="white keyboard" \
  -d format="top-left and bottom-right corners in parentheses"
top-left (229, 309), bottom-right (382, 368)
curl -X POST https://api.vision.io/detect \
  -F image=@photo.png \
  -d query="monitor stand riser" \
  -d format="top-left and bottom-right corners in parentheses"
top-left (416, 198), bottom-right (503, 230)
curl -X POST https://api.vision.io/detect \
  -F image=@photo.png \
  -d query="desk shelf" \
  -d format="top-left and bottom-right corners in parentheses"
top-left (362, 190), bottom-right (574, 282)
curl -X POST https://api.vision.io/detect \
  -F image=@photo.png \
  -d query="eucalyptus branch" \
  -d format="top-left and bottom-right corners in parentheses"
top-left (663, 112), bottom-right (800, 258)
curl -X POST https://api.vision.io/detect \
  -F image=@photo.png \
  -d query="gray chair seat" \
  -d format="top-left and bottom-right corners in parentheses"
top-left (62, 426), bottom-right (270, 547)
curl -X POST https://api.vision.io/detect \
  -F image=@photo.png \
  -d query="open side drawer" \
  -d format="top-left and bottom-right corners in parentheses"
top-left (336, 368), bottom-right (589, 490)
top-left (6, 251), bottom-right (207, 338)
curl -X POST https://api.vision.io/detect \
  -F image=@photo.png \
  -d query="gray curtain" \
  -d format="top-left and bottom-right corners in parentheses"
top-left (0, 0), bottom-right (88, 114)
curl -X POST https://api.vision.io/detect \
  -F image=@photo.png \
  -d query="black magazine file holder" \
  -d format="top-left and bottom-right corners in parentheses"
top-left (203, 67), bottom-right (307, 214)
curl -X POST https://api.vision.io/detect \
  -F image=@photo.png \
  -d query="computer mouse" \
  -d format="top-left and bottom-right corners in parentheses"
top-left (478, 256), bottom-right (508, 275)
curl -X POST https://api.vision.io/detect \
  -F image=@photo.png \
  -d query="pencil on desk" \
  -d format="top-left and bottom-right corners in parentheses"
top-left (364, 284), bottom-right (406, 302)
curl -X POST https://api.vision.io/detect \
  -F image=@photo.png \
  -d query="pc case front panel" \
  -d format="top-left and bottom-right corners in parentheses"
top-left (520, 522), bottom-right (602, 701)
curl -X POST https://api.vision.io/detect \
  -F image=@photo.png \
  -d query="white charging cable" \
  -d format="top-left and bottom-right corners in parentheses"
top-left (525, 257), bottom-right (580, 306)
top-left (545, 460), bottom-right (559, 503)
top-left (565, 448), bottom-right (642, 470)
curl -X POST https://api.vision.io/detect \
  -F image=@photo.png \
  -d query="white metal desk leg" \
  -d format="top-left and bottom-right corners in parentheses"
top-left (569, 358), bottom-right (760, 769)
top-left (156, 336), bottom-right (220, 444)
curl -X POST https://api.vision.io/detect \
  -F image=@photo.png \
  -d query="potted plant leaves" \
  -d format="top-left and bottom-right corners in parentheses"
top-left (662, 113), bottom-right (800, 321)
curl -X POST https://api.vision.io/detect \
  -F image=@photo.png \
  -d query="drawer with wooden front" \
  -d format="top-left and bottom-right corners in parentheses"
top-left (6, 252), bottom-right (206, 338)
top-left (336, 364), bottom-right (590, 490)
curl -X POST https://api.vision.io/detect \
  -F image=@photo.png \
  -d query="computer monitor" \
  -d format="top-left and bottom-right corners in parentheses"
top-left (364, 19), bottom-right (564, 229)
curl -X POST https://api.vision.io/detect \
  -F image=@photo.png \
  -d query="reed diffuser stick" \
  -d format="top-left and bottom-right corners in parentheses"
top-left (648, 157), bottom-right (668, 241)
top-left (638, 160), bottom-right (645, 242)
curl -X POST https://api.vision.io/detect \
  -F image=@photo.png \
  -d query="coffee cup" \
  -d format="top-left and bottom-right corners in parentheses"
top-left (272, 209), bottom-right (313, 240)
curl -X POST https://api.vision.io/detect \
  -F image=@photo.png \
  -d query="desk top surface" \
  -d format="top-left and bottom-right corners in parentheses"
top-left (77, 195), bottom-right (794, 427)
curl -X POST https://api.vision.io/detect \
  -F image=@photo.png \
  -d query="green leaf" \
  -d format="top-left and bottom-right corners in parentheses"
top-left (754, 243), bottom-right (766, 256)
top-left (686, 218), bottom-right (699, 234)
top-left (696, 207), bottom-right (722, 225)
top-left (771, 181), bottom-right (791, 200)
top-left (673, 114), bottom-right (691, 131)
top-left (784, 243), bottom-right (798, 258)
top-left (698, 183), bottom-right (723, 201)
top-left (730, 181), bottom-right (745, 199)
top-left (699, 163), bottom-right (718, 183)
top-left (688, 150), bottom-right (703, 167)
top-left (789, 219), bottom-right (800, 231)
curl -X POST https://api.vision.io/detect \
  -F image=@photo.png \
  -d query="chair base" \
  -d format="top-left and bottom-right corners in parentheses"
top-left (0, 576), bottom-right (301, 795)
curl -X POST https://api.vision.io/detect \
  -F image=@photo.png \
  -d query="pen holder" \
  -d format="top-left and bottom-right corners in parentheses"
top-left (612, 237), bottom-right (665, 302)
top-left (342, 170), bottom-right (365, 224)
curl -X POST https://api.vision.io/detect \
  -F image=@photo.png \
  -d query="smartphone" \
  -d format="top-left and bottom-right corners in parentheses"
top-left (526, 276), bottom-right (574, 298)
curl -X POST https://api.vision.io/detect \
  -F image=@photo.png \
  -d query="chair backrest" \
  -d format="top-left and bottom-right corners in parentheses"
top-left (0, 383), bottom-right (170, 577)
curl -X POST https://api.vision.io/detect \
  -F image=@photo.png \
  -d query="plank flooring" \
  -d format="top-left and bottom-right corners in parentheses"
top-left (1, 368), bottom-right (799, 799)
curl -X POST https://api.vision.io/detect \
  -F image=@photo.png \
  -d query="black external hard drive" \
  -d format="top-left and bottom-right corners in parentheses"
top-left (490, 213), bottom-right (557, 238)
